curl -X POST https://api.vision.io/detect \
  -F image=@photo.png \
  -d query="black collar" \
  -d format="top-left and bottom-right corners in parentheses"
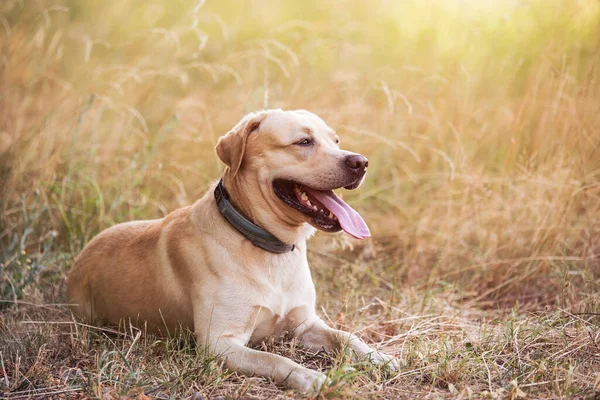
top-left (214, 180), bottom-right (295, 254)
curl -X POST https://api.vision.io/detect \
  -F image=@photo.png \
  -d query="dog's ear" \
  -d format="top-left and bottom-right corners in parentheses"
top-left (216, 112), bottom-right (267, 177)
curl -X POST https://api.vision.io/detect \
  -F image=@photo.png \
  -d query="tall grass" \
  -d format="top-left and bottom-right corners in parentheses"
top-left (1, 0), bottom-right (599, 397)
top-left (3, 0), bottom-right (598, 306)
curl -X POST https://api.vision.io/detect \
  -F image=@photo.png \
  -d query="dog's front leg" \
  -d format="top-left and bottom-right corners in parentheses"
top-left (209, 337), bottom-right (327, 393)
top-left (297, 317), bottom-right (398, 370)
top-left (193, 303), bottom-right (326, 393)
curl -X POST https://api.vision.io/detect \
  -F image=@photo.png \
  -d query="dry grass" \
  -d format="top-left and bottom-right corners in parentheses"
top-left (1, 0), bottom-right (599, 398)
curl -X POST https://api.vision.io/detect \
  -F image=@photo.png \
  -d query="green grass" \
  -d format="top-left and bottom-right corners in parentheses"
top-left (1, 0), bottom-right (600, 398)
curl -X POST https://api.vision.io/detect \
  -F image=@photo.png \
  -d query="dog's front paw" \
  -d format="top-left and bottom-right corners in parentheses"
top-left (286, 368), bottom-right (328, 393)
top-left (367, 350), bottom-right (399, 371)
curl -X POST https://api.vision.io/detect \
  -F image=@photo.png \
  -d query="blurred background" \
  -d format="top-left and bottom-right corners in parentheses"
top-left (3, 0), bottom-right (599, 304)
top-left (0, 0), bottom-right (599, 395)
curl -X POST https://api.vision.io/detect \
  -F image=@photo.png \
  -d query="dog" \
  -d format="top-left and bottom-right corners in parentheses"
top-left (67, 109), bottom-right (397, 392)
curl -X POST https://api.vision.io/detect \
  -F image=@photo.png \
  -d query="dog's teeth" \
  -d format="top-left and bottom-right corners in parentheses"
top-left (313, 205), bottom-right (318, 210)
top-left (306, 200), bottom-right (312, 206)
top-left (328, 211), bottom-right (334, 219)
top-left (301, 193), bottom-right (308, 201)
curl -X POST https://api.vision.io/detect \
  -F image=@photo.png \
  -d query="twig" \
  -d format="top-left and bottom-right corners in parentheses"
top-left (19, 321), bottom-right (127, 336)
top-left (6, 386), bottom-right (83, 399)
top-left (520, 379), bottom-right (566, 388)
top-left (0, 300), bottom-right (70, 311)
top-left (0, 351), bottom-right (9, 389)
top-left (481, 351), bottom-right (493, 393)
top-left (124, 331), bottom-right (141, 360)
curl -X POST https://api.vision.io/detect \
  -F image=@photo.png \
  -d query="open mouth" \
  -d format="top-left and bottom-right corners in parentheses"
top-left (273, 180), bottom-right (370, 239)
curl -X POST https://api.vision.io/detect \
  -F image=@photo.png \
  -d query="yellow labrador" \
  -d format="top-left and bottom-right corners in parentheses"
top-left (67, 109), bottom-right (397, 392)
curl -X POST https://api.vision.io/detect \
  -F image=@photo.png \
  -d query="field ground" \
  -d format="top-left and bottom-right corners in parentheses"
top-left (2, 253), bottom-right (600, 399)
top-left (1, 0), bottom-right (600, 398)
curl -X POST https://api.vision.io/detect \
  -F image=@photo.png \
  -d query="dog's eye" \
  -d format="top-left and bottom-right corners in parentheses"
top-left (295, 138), bottom-right (313, 146)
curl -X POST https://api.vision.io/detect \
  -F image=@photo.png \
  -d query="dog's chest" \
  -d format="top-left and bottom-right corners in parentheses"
top-left (245, 256), bottom-right (316, 343)
top-left (248, 303), bottom-right (312, 344)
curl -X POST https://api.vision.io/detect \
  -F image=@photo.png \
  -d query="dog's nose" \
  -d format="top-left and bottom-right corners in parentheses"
top-left (345, 154), bottom-right (369, 170)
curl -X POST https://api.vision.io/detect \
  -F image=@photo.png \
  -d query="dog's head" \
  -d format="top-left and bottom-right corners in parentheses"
top-left (216, 109), bottom-right (370, 239)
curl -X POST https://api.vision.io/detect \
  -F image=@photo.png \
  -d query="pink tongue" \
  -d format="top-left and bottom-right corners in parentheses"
top-left (307, 190), bottom-right (371, 239)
